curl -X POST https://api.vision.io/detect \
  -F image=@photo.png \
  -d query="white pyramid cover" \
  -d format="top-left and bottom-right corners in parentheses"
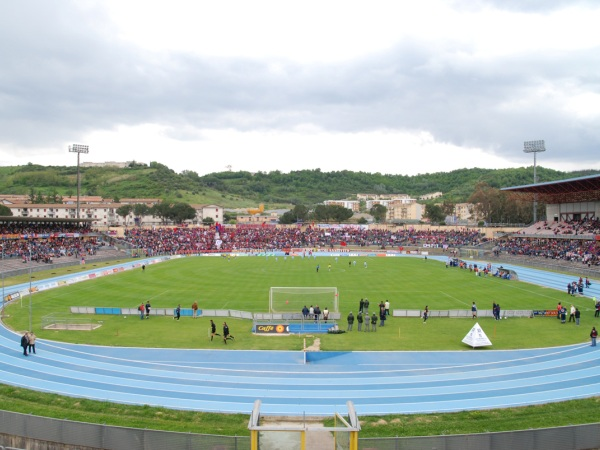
top-left (462, 322), bottom-right (492, 348)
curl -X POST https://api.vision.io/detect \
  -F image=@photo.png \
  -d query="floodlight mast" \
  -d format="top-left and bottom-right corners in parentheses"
top-left (68, 144), bottom-right (89, 220)
top-left (523, 140), bottom-right (546, 223)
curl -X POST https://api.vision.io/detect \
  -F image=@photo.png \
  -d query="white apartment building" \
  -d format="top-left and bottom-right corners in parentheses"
top-left (4, 203), bottom-right (223, 228)
top-left (357, 193), bottom-right (410, 201)
top-left (323, 200), bottom-right (360, 212)
top-left (419, 192), bottom-right (443, 201)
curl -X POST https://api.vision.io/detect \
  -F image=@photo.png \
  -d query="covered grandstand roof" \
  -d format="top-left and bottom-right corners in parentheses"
top-left (502, 174), bottom-right (600, 203)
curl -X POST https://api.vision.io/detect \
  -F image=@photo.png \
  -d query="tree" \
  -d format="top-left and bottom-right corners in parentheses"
top-left (150, 203), bottom-right (172, 224)
top-left (503, 192), bottom-right (534, 224)
top-left (291, 204), bottom-right (309, 222)
top-left (441, 200), bottom-right (456, 218)
top-left (311, 205), bottom-right (354, 223)
top-left (223, 211), bottom-right (236, 224)
top-left (423, 204), bottom-right (445, 224)
top-left (133, 203), bottom-right (150, 226)
top-left (170, 202), bottom-right (197, 223)
top-left (329, 205), bottom-right (354, 223)
top-left (279, 204), bottom-right (310, 224)
top-left (45, 188), bottom-right (62, 204)
top-left (116, 204), bottom-right (133, 226)
top-left (313, 204), bottom-right (331, 222)
top-left (0, 205), bottom-right (13, 216)
top-left (202, 217), bottom-right (215, 225)
top-left (278, 211), bottom-right (296, 224)
top-left (468, 182), bottom-right (507, 223)
top-left (369, 204), bottom-right (387, 223)
top-left (34, 191), bottom-right (44, 204)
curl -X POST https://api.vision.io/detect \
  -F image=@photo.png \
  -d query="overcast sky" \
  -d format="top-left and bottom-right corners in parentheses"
top-left (1, 0), bottom-right (599, 177)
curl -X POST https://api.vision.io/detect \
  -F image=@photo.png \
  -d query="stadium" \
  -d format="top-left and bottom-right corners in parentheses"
top-left (1, 175), bottom-right (600, 449)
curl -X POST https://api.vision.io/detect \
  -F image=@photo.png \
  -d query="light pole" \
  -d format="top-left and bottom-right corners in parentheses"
top-left (1, 244), bottom-right (4, 318)
top-left (28, 246), bottom-right (32, 331)
top-left (523, 140), bottom-right (546, 223)
top-left (69, 144), bottom-right (89, 220)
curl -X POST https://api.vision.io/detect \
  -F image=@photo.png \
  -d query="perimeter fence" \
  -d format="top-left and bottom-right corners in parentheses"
top-left (1, 410), bottom-right (600, 450)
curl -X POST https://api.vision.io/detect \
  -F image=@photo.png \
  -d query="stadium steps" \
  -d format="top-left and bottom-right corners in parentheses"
top-left (2, 324), bottom-right (600, 416)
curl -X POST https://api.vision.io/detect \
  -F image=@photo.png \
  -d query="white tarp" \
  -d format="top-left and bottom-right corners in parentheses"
top-left (462, 322), bottom-right (492, 348)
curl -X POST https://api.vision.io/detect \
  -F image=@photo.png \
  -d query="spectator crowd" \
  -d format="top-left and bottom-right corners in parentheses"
top-left (0, 223), bottom-right (99, 263)
top-left (122, 226), bottom-right (488, 256)
top-left (495, 237), bottom-right (599, 267)
top-left (1, 220), bottom-right (597, 267)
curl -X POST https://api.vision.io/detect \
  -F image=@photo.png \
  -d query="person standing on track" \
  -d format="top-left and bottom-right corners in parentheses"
top-left (20, 332), bottom-right (29, 356)
top-left (27, 331), bottom-right (36, 354)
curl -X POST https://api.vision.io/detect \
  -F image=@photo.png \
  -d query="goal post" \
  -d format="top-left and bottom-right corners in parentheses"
top-left (269, 287), bottom-right (339, 313)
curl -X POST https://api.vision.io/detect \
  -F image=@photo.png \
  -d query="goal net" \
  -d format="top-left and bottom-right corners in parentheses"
top-left (269, 287), bottom-right (339, 313)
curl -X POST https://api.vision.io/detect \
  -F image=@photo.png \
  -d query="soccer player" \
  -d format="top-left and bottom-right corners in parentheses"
top-left (210, 320), bottom-right (221, 341)
top-left (223, 322), bottom-right (234, 344)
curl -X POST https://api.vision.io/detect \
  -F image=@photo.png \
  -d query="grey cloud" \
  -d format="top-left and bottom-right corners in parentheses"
top-left (1, 2), bottom-right (598, 169)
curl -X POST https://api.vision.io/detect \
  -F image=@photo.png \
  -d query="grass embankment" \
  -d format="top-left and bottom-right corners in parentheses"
top-left (2, 386), bottom-right (600, 437)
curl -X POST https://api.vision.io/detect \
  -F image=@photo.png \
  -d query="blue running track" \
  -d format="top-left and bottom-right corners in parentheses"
top-left (1, 256), bottom-right (599, 416)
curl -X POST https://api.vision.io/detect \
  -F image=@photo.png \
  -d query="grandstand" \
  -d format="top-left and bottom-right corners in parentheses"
top-left (497, 174), bottom-right (600, 272)
top-left (0, 216), bottom-right (126, 276)
top-left (502, 173), bottom-right (600, 224)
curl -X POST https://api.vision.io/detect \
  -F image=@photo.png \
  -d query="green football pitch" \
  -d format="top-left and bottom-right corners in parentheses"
top-left (3, 255), bottom-right (591, 350)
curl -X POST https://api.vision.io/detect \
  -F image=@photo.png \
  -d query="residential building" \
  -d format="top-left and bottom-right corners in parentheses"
top-left (419, 192), bottom-right (443, 201)
top-left (386, 199), bottom-right (423, 222)
top-left (323, 200), bottom-right (360, 212)
top-left (4, 202), bottom-right (223, 228)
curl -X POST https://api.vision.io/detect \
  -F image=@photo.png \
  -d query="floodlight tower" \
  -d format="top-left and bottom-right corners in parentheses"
top-left (68, 144), bottom-right (89, 220)
top-left (523, 140), bottom-right (546, 223)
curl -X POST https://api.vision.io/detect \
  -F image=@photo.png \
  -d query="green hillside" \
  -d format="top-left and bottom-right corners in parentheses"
top-left (0, 162), bottom-right (597, 209)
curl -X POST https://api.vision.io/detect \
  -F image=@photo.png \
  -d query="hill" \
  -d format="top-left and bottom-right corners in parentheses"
top-left (0, 162), bottom-right (597, 208)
